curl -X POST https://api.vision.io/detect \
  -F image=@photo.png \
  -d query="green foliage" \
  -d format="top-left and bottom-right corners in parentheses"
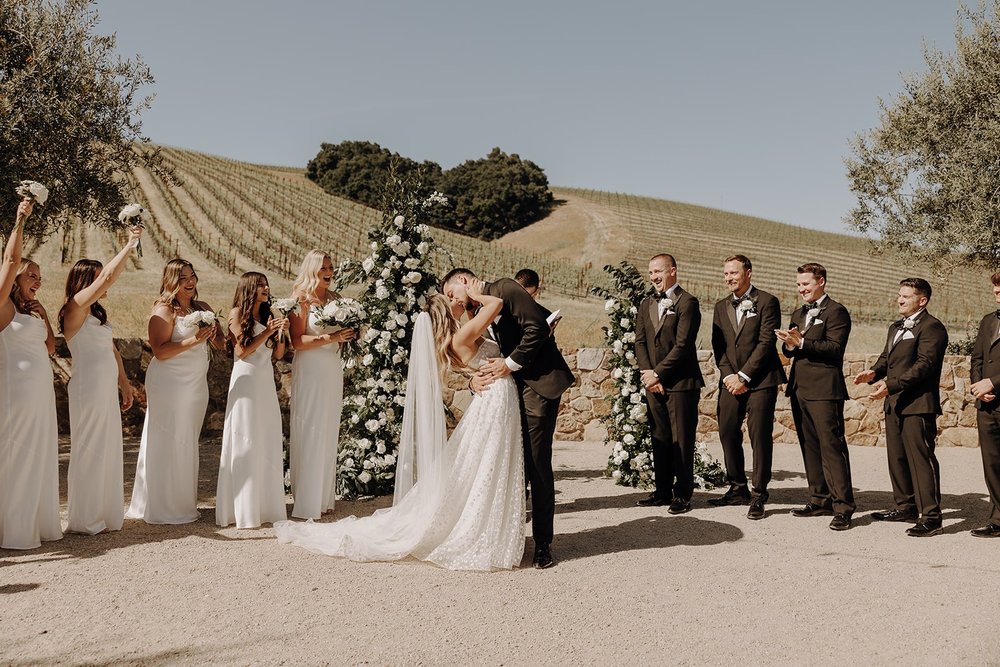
top-left (306, 142), bottom-right (553, 242)
top-left (437, 147), bottom-right (554, 240)
top-left (946, 321), bottom-right (978, 356)
top-left (591, 262), bottom-right (725, 489)
top-left (846, 1), bottom-right (1000, 272)
top-left (0, 0), bottom-right (164, 241)
top-left (306, 141), bottom-right (441, 212)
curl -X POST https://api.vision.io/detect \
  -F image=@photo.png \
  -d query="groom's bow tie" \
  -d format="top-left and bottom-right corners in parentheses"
top-left (802, 302), bottom-right (816, 312)
top-left (655, 291), bottom-right (670, 300)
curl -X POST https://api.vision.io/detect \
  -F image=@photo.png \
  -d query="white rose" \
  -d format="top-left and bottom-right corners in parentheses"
top-left (605, 299), bottom-right (616, 312)
top-left (343, 458), bottom-right (355, 469)
top-left (384, 454), bottom-right (396, 465)
top-left (362, 354), bottom-right (374, 366)
top-left (365, 419), bottom-right (379, 432)
top-left (358, 471), bottom-right (372, 484)
top-left (417, 242), bottom-right (429, 255)
top-left (387, 235), bottom-right (401, 246)
top-left (362, 258), bottom-right (375, 273)
top-left (404, 257), bottom-right (420, 269)
top-left (393, 215), bottom-right (405, 227)
top-left (376, 442), bottom-right (386, 454)
top-left (395, 328), bottom-right (405, 338)
top-left (375, 285), bottom-right (390, 299)
top-left (612, 469), bottom-right (622, 480)
top-left (395, 313), bottom-right (408, 326)
top-left (405, 271), bottom-right (421, 284)
top-left (619, 317), bottom-right (630, 327)
top-left (363, 459), bottom-right (375, 469)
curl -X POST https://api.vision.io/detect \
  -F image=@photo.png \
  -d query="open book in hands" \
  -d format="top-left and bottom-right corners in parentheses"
top-left (546, 310), bottom-right (562, 332)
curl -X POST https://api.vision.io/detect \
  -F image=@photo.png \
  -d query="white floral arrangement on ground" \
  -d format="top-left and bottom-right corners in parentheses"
top-left (16, 180), bottom-right (49, 206)
top-left (592, 262), bottom-right (725, 490)
top-left (180, 310), bottom-right (217, 329)
top-left (333, 183), bottom-right (447, 497)
top-left (312, 297), bottom-right (367, 365)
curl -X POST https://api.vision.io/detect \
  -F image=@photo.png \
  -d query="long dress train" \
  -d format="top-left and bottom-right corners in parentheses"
top-left (126, 317), bottom-right (209, 524)
top-left (216, 322), bottom-right (287, 528)
top-left (275, 337), bottom-right (526, 571)
top-left (0, 312), bottom-right (62, 549)
top-left (288, 310), bottom-right (343, 519)
top-left (67, 315), bottom-right (125, 534)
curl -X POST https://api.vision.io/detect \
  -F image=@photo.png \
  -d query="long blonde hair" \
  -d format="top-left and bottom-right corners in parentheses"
top-left (10, 259), bottom-right (37, 314)
top-left (291, 249), bottom-right (331, 305)
top-left (154, 258), bottom-right (202, 312)
top-left (425, 293), bottom-right (464, 381)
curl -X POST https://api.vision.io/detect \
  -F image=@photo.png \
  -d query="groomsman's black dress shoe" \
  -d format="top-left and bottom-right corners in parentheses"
top-left (667, 499), bottom-right (692, 515)
top-left (791, 503), bottom-right (833, 517)
top-left (533, 543), bottom-right (555, 569)
top-left (746, 496), bottom-right (766, 520)
top-left (871, 508), bottom-right (918, 523)
top-left (971, 523), bottom-right (1000, 538)
top-left (636, 494), bottom-right (670, 507)
top-left (906, 520), bottom-right (943, 537)
top-left (829, 513), bottom-right (852, 531)
top-left (708, 488), bottom-right (752, 507)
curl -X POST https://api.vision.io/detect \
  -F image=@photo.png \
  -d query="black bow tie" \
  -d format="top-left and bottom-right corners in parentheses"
top-left (802, 303), bottom-right (814, 312)
top-left (656, 291), bottom-right (670, 300)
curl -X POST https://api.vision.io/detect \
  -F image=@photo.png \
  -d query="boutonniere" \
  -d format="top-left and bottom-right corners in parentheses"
top-left (737, 298), bottom-right (757, 316)
top-left (899, 318), bottom-right (916, 331)
top-left (806, 306), bottom-right (821, 320)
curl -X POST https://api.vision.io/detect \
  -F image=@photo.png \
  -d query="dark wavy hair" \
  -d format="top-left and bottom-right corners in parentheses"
top-left (58, 259), bottom-right (107, 333)
top-left (232, 271), bottom-right (274, 350)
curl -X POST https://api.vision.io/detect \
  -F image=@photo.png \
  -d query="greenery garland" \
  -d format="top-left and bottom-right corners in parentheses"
top-left (592, 262), bottom-right (725, 490)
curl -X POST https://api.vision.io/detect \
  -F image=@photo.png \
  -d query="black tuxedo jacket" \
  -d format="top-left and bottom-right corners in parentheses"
top-left (783, 296), bottom-right (851, 400)
top-left (871, 311), bottom-right (948, 415)
top-left (711, 286), bottom-right (786, 390)
top-left (971, 311), bottom-right (1000, 411)
top-left (635, 286), bottom-right (704, 392)
top-left (483, 278), bottom-right (574, 400)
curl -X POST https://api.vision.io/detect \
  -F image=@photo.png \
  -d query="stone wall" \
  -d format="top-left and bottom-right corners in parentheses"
top-left (49, 340), bottom-right (980, 448)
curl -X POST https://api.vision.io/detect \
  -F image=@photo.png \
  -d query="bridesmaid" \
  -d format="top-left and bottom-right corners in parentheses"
top-left (126, 258), bottom-right (225, 524)
top-left (288, 250), bottom-right (355, 519)
top-left (0, 199), bottom-right (62, 550)
top-left (60, 226), bottom-right (142, 534)
top-left (216, 272), bottom-right (289, 529)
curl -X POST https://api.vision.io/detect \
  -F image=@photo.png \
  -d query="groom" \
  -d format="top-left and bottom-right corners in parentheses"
top-left (441, 269), bottom-right (575, 569)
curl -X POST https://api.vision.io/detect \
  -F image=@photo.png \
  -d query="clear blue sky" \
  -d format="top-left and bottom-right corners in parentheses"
top-left (95, 0), bottom-right (961, 233)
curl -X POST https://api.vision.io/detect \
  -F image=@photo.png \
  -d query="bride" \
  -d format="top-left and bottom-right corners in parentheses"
top-left (274, 283), bottom-right (526, 571)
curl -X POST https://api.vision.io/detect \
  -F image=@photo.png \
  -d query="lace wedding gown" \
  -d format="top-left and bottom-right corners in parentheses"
top-left (275, 336), bottom-right (526, 571)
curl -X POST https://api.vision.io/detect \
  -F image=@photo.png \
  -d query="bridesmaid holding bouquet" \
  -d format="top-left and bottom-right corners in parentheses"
top-left (288, 250), bottom-right (356, 519)
top-left (0, 197), bottom-right (62, 550)
top-left (60, 226), bottom-right (142, 535)
top-left (215, 272), bottom-right (289, 529)
top-left (127, 259), bottom-right (226, 524)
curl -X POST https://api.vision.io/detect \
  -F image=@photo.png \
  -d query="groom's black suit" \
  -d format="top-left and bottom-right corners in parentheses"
top-left (484, 279), bottom-right (575, 547)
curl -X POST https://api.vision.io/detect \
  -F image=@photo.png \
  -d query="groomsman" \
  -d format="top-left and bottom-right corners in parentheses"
top-left (634, 254), bottom-right (704, 513)
top-left (970, 270), bottom-right (1000, 538)
top-left (775, 264), bottom-right (855, 530)
top-left (710, 255), bottom-right (786, 520)
top-left (854, 278), bottom-right (948, 537)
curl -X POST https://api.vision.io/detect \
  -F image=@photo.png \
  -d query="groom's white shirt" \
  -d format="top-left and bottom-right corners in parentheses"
top-left (489, 313), bottom-right (522, 372)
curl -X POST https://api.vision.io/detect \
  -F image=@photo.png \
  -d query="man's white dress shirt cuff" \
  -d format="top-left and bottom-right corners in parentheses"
top-left (505, 357), bottom-right (522, 372)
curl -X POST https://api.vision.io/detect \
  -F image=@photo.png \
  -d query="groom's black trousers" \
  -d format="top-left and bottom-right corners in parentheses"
top-left (518, 381), bottom-right (560, 546)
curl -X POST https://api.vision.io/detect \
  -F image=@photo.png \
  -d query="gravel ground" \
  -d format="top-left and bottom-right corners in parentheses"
top-left (2, 438), bottom-right (1000, 666)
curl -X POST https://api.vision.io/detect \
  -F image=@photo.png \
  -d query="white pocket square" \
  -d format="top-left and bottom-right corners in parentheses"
top-left (901, 330), bottom-right (916, 341)
top-left (745, 312), bottom-right (758, 319)
top-left (812, 319), bottom-right (823, 324)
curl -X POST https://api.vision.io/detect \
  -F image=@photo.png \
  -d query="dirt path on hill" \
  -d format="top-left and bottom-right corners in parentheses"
top-left (2, 439), bottom-right (1000, 665)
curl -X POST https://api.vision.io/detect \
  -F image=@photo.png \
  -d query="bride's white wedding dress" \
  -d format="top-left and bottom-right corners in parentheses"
top-left (275, 315), bottom-right (526, 571)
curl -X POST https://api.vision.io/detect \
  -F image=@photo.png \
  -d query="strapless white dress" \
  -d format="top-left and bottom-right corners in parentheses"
top-left (127, 317), bottom-right (209, 524)
top-left (275, 340), bottom-right (526, 571)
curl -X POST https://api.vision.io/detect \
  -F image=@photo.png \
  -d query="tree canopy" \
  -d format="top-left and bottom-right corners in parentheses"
top-left (0, 0), bottom-right (162, 240)
top-left (846, 1), bottom-right (1000, 271)
top-left (307, 141), bottom-right (554, 241)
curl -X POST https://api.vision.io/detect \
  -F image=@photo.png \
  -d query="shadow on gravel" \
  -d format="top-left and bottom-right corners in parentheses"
top-left (556, 515), bottom-right (743, 562)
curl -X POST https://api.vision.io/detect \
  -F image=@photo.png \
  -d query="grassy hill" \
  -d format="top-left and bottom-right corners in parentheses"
top-left (19, 146), bottom-right (994, 351)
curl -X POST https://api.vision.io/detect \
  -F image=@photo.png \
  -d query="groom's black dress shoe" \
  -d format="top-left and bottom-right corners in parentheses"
top-left (906, 520), bottom-right (942, 537)
top-left (791, 503), bottom-right (832, 517)
top-left (637, 494), bottom-right (670, 507)
top-left (829, 513), bottom-right (852, 531)
top-left (667, 499), bottom-right (692, 515)
top-left (533, 543), bottom-right (555, 569)
top-left (707, 488), bottom-right (752, 507)
top-left (971, 523), bottom-right (1000, 538)
top-left (871, 508), bottom-right (918, 523)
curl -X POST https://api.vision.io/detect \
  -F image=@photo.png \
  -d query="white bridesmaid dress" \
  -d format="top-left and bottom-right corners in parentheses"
top-left (126, 316), bottom-right (209, 524)
top-left (216, 322), bottom-right (287, 528)
top-left (289, 309), bottom-right (344, 519)
top-left (67, 315), bottom-right (124, 534)
top-left (0, 312), bottom-right (62, 550)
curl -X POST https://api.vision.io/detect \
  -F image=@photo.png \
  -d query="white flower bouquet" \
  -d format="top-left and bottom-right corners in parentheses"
top-left (270, 297), bottom-right (300, 343)
top-left (118, 203), bottom-right (146, 257)
top-left (313, 297), bottom-right (367, 364)
top-left (16, 180), bottom-right (49, 206)
top-left (180, 310), bottom-right (217, 330)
